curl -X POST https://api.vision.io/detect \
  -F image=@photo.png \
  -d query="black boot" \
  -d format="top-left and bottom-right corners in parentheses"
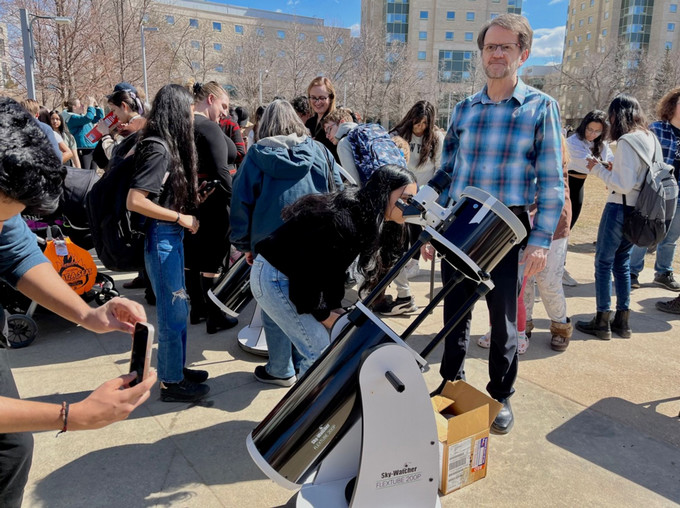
top-left (576, 311), bottom-right (611, 340)
top-left (610, 310), bottom-right (632, 338)
top-left (201, 276), bottom-right (238, 334)
top-left (186, 269), bottom-right (206, 325)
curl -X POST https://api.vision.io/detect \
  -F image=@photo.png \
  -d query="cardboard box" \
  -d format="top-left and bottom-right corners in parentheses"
top-left (431, 381), bottom-right (503, 495)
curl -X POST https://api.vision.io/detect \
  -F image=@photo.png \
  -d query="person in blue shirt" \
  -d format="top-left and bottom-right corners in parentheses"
top-left (423, 14), bottom-right (564, 435)
top-left (0, 97), bottom-right (155, 508)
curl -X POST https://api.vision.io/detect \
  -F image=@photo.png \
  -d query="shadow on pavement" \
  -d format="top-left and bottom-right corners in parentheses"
top-left (546, 397), bottom-right (680, 504)
top-left (32, 420), bottom-right (264, 508)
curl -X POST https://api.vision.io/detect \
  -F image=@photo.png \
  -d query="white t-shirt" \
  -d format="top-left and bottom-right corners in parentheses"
top-left (408, 130), bottom-right (444, 187)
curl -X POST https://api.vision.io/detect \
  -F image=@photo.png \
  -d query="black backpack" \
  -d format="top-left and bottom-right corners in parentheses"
top-left (87, 135), bottom-right (168, 272)
top-left (621, 134), bottom-right (679, 248)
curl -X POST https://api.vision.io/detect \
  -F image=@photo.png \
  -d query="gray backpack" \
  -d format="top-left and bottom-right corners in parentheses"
top-left (621, 134), bottom-right (679, 248)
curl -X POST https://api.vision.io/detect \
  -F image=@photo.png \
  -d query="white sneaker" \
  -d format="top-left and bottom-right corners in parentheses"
top-left (562, 270), bottom-right (578, 287)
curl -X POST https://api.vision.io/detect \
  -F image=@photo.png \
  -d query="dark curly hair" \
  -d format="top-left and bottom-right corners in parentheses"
top-left (282, 164), bottom-right (416, 293)
top-left (139, 84), bottom-right (198, 212)
top-left (575, 110), bottom-right (609, 159)
top-left (0, 97), bottom-right (65, 214)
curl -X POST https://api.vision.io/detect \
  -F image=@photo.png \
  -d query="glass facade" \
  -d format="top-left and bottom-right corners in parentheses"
top-left (508, 0), bottom-right (522, 14)
top-left (618, 0), bottom-right (654, 50)
top-left (386, 0), bottom-right (409, 44)
top-left (438, 50), bottom-right (475, 82)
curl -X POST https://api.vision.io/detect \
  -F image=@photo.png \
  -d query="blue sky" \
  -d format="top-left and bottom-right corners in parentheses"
top-left (220, 0), bottom-right (567, 66)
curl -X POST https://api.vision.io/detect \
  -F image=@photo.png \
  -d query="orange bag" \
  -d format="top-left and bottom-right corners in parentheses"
top-left (44, 236), bottom-right (97, 295)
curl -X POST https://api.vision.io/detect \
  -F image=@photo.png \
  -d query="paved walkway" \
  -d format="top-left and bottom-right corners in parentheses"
top-left (10, 250), bottom-right (680, 507)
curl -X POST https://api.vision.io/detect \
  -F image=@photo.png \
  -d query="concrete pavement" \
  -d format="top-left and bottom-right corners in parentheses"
top-left (10, 249), bottom-right (680, 507)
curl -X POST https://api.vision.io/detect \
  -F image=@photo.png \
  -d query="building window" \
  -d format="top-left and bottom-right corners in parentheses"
top-left (577, 35), bottom-right (582, 42)
top-left (165, 15), bottom-right (174, 25)
top-left (215, 65), bottom-right (224, 73)
top-left (671, 5), bottom-right (678, 13)
top-left (568, 39), bottom-right (573, 46)
top-left (277, 30), bottom-right (285, 39)
top-left (438, 50), bottom-right (474, 82)
top-left (588, 16), bottom-right (592, 24)
top-left (419, 31), bottom-right (427, 40)
top-left (190, 40), bottom-right (200, 49)
top-left (590, 0), bottom-right (594, 5)
top-left (666, 41), bottom-right (673, 50)
top-left (317, 35), bottom-right (324, 43)
top-left (466, 12), bottom-right (475, 21)
top-left (490, 13), bottom-right (499, 19)
top-left (189, 18), bottom-right (199, 28)
top-left (213, 22), bottom-right (221, 31)
top-left (668, 23), bottom-right (676, 32)
top-left (418, 51), bottom-right (426, 60)
top-left (234, 24), bottom-right (243, 34)
top-left (587, 32), bottom-right (591, 40)
top-left (604, 11), bottom-right (609, 19)
top-left (602, 29), bottom-right (607, 36)
top-left (465, 32), bottom-right (473, 41)
top-left (447, 11), bottom-right (455, 20)
top-left (214, 43), bottom-right (222, 51)
top-left (256, 28), bottom-right (264, 37)
top-left (570, 23), bottom-right (574, 31)
top-left (579, 19), bottom-right (584, 26)
top-left (420, 11), bottom-right (428, 19)
top-left (445, 31), bottom-right (454, 40)
top-left (580, 2), bottom-right (584, 9)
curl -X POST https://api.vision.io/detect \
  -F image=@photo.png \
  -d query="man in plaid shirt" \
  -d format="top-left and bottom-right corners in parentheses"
top-left (424, 14), bottom-right (564, 434)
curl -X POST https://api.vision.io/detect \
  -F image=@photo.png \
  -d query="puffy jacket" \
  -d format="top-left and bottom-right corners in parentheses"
top-left (61, 106), bottom-right (104, 149)
top-left (230, 134), bottom-right (343, 253)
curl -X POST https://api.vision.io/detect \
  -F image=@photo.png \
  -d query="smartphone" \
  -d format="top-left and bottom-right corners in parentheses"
top-left (200, 180), bottom-right (221, 194)
top-left (129, 322), bottom-right (154, 387)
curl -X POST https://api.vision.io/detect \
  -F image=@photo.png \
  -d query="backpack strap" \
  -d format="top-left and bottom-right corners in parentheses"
top-left (617, 133), bottom-right (659, 205)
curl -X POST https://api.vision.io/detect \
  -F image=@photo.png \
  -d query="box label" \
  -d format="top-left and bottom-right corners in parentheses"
top-left (447, 439), bottom-right (471, 491)
top-left (471, 437), bottom-right (488, 472)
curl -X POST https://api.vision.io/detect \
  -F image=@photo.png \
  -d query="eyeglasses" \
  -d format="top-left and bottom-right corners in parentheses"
top-left (309, 96), bottom-right (330, 102)
top-left (482, 43), bottom-right (521, 54)
top-left (324, 123), bottom-right (338, 136)
top-left (585, 127), bottom-right (603, 135)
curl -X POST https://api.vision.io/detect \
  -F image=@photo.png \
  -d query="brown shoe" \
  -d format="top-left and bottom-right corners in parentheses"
top-left (550, 318), bottom-right (573, 352)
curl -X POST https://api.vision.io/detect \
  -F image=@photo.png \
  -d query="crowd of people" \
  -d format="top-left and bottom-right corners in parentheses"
top-left (1, 12), bottom-right (679, 506)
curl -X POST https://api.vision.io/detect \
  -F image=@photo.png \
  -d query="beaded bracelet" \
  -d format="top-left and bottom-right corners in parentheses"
top-left (56, 401), bottom-right (69, 437)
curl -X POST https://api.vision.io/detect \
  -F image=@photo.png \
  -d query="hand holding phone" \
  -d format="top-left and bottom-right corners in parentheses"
top-left (129, 322), bottom-right (154, 387)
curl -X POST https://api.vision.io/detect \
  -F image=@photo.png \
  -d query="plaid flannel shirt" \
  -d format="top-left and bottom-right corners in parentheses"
top-left (649, 121), bottom-right (678, 167)
top-left (440, 79), bottom-right (564, 249)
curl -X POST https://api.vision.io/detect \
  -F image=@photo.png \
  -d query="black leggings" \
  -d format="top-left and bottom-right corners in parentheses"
top-left (568, 173), bottom-right (587, 229)
top-left (78, 148), bottom-right (96, 170)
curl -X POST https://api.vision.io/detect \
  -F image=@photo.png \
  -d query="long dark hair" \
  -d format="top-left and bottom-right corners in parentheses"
top-left (575, 110), bottom-right (609, 159)
top-left (282, 164), bottom-right (416, 292)
top-left (608, 94), bottom-right (649, 141)
top-left (140, 84), bottom-right (198, 211)
top-left (390, 100), bottom-right (438, 168)
top-left (49, 110), bottom-right (68, 137)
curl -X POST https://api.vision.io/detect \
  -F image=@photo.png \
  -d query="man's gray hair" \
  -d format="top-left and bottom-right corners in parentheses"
top-left (258, 99), bottom-right (310, 139)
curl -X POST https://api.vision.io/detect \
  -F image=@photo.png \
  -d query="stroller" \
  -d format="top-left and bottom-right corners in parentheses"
top-left (0, 168), bottom-right (120, 348)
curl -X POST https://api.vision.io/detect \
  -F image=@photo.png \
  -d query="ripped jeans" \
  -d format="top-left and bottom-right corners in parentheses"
top-left (145, 220), bottom-right (189, 383)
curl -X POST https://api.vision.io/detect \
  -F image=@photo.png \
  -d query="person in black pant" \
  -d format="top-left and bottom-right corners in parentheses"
top-left (185, 81), bottom-right (239, 334)
top-left (0, 97), bottom-right (155, 508)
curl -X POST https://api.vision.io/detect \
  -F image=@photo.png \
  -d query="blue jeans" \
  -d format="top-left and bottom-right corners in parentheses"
top-left (629, 197), bottom-right (680, 276)
top-left (250, 255), bottom-right (330, 379)
top-left (144, 220), bottom-right (188, 383)
top-left (595, 203), bottom-right (634, 312)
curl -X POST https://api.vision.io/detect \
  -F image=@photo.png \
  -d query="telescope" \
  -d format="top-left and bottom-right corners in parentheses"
top-left (245, 171), bottom-right (527, 507)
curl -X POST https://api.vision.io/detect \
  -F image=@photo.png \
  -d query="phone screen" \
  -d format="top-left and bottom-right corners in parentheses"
top-left (129, 323), bottom-right (150, 387)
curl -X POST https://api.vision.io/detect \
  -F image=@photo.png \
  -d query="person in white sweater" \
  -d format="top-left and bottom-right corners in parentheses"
top-left (576, 94), bottom-right (656, 340)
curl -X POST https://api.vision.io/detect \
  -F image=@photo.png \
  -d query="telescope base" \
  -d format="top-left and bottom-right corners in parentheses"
top-left (237, 302), bottom-right (269, 357)
top-left (297, 343), bottom-right (440, 507)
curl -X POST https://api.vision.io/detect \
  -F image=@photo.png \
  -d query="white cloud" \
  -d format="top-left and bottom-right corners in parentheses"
top-left (276, 8), bottom-right (282, 12)
top-left (286, 0), bottom-right (300, 5)
top-left (531, 26), bottom-right (566, 59)
top-left (350, 23), bottom-right (360, 37)
top-left (548, 0), bottom-right (567, 4)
